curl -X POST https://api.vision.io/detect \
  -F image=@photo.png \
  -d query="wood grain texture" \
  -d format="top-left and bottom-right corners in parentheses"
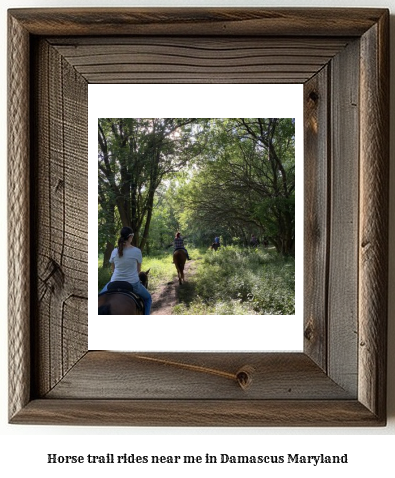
top-left (46, 352), bottom-right (354, 400)
top-left (327, 39), bottom-right (360, 396)
top-left (358, 12), bottom-right (389, 421)
top-left (7, 8), bottom-right (389, 426)
top-left (8, 13), bottom-right (31, 421)
top-left (303, 67), bottom-right (329, 370)
top-left (48, 37), bottom-right (350, 84)
top-left (30, 39), bottom-right (88, 398)
top-left (8, 8), bottom-right (387, 37)
top-left (11, 399), bottom-right (383, 427)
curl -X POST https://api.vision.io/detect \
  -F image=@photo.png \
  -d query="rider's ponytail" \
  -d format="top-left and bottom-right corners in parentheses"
top-left (118, 226), bottom-right (134, 257)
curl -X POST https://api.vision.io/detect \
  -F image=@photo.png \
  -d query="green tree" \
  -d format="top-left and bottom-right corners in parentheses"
top-left (98, 118), bottom-right (198, 252)
top-left (183, 118), bottom-right (295, 255)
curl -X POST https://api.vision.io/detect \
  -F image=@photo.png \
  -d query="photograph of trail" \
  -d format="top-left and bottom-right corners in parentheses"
top-left (98, 118), bottom-right (295, 315)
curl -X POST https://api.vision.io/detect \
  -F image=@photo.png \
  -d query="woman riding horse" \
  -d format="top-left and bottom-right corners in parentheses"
top-left (100, 226), bottom-right (152, 315)
top-left (173, 231), bottom-right (190, 259)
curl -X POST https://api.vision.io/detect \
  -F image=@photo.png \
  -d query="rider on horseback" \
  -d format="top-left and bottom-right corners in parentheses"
top-left (250, 234), bottom-right (258, 247)
top-left (100, 226), bottom-right (152, 315)
top-left (173, 231), bottom-right (191, 260)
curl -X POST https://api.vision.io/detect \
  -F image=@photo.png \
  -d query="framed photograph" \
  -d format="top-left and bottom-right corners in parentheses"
top-left (90, 85), bottom-right (304, 352)
top-left (8, 8), bottom-right (389, 426)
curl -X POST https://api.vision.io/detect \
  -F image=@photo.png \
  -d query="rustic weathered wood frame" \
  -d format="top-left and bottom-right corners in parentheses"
top-left (8, 8), bottom-right (389, 426)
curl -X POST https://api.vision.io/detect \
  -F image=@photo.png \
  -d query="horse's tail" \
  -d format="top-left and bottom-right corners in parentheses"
top-left (98, 304), bottom-right (112, 315)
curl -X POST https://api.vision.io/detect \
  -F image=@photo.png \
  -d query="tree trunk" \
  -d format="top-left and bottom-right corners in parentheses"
top-left (103, 241), bottom-right (114, 268)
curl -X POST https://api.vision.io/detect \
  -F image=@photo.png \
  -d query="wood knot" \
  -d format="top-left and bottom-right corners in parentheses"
top-left (361, 241), bottom-right (371, 251)
top-left (54, 178), bottom-right (65, 192)
top-left (308, 91), bottom-right (319, 103)
top-left (42, 258), bottom-right (65, 289)
top-left (304, 322), bottom-right (314, 341)
top-left (236, 365), bottom-right (255, 390)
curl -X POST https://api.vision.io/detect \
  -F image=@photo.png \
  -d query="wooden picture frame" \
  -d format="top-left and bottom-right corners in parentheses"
top-left (8, 8), bottom-right (389, 426)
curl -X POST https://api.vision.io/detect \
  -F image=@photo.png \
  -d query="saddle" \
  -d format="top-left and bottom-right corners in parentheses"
top-left (173, 247), bottom-right (187, 258)
top-left (100, 281), bottom-right (144, 312)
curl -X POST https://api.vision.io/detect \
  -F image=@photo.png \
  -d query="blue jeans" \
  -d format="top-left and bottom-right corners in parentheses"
top-left (132, 280), bottom-right (152, 315)
top-left (100, 281), bottom-right (152, 315)
top-left (100, 283), bottom-right (110, 293)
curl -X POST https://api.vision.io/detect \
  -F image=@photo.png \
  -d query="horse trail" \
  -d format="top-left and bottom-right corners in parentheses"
top-left (150, 259), bottom-right (197, 315)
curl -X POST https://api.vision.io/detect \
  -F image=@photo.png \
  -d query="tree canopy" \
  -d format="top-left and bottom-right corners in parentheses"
top-left (98, 117), bottom-right (295, 263)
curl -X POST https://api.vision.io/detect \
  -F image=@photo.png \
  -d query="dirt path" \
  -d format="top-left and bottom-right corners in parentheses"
top-left (150, 259), bottom-right (198, 315)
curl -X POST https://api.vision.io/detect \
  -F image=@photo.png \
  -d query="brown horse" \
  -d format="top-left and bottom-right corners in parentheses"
top-left (98, 270), bottom-right (149, 315)
top-left (211, 242), bottom-right (220, 251)
top-left (173, 249), bottom-right (186, 284)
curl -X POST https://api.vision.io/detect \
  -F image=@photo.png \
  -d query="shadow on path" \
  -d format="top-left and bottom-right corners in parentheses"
top-left (176, 277), bottom-right (197, 307)
top-left (150, 259), bottom-right (198, 315)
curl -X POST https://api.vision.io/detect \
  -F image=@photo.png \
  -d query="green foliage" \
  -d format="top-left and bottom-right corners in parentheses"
top-left (98, 266), bottom-right (112, 291)
top-left (98, 246), bottom-right (295, 314)
top-left (179, 118), bottom-right (296, 253)
top-left (140, 253), bottom-right (176, 290)
top-left (99, 118), bottom-right (296, 255)
top-left (174, 246), bottom-right (295, 315)
top-left (98, 118), bottom-right (202, 251)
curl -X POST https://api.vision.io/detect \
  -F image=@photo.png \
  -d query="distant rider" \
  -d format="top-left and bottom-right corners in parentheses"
top-left (173, 232), bottom-right (191, 260)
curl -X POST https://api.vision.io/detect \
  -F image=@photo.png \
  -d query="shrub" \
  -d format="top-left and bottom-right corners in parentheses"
top-left (186, 246), bottom-right (295, 315)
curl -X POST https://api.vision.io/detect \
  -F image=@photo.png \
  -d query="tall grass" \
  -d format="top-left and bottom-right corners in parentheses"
top-left (173, 245), bottom-right (295, 315)
top-left (98, 246), bottom-right (295, 315)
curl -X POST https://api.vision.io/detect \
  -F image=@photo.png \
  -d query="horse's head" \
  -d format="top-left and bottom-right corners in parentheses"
top-left (139, 269), bottom-right (150, 288)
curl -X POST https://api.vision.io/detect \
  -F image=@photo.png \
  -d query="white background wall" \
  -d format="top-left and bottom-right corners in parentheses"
top-left (1, 0), bottom-right (394, 476)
